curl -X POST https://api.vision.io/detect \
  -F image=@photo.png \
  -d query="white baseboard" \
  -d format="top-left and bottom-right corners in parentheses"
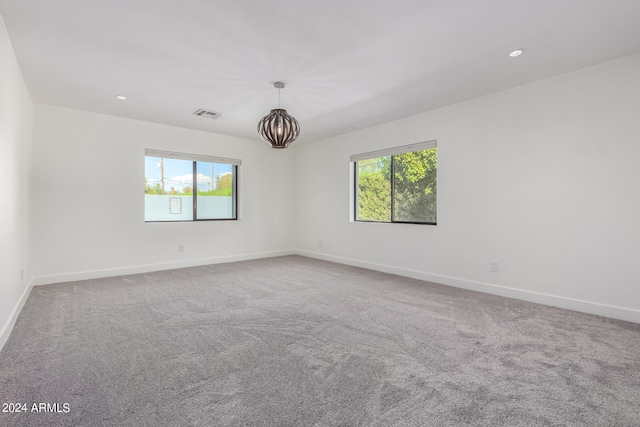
top-left (297, 250), bottom-right (640, 325)
top-left (26, 248), bottom-right (640, 325)
top-left (0, 281), bottom-right (33, 352)
top-left (31, 250), bottom-right (296, 286)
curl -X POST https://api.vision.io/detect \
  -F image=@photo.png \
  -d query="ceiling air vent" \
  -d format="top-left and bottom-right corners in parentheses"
top-left (193, 109), bottom-right (223, 119)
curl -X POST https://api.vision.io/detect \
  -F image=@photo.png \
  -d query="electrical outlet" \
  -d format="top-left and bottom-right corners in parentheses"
top-left (490, 261), bottom-right (499, 273)
top-left (178, 245), bottom-right (184, 253)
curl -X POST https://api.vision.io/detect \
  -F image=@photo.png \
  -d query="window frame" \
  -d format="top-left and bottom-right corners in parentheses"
top-left (144, 149), bottom-right (240, 223)
top-left (352, 140), bottom-right (437, 226)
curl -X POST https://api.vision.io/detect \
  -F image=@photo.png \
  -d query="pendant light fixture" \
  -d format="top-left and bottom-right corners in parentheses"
top-left (257, 81), bottom-right (300, 149)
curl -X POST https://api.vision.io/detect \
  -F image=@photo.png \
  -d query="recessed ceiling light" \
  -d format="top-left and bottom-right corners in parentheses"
top-left (115, 95), bottom-right (127, 100)
top-left (509, 49), bottom-right (524, 57)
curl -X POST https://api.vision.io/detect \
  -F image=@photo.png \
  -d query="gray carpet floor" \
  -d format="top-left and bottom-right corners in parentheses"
top-left (1, 255), bottom-right (639, 426)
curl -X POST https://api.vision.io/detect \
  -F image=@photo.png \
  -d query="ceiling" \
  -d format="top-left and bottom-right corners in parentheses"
top-left (2, 0), bottom-right (640, 144)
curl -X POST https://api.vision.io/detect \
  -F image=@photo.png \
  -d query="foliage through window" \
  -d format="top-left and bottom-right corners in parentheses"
top-left (353, 142), bottom-right (437, 224)
top-left (144, 149), bottom-right (240, 222)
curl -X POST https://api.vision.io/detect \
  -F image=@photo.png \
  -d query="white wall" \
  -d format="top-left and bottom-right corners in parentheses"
top-left (31, 105), bottom-right (296, 283)
top-left (295, 53), bottom-right (640, 323)
top-left (0, 15), bottom-right (33, 349)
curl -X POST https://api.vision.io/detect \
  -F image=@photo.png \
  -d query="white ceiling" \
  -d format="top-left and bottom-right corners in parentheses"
top-left (2, 0), bottom-right (640, 144)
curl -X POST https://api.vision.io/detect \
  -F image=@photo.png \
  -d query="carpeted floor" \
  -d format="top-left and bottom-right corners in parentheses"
top-left (1, 255), bottom-right (639, 426)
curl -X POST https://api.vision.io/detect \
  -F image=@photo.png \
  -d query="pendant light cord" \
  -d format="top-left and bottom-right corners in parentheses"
top-left (274, 81), bottom-right (285, 109)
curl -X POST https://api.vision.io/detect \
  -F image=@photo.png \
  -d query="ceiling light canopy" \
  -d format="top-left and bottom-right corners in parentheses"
top-left (257, 82), bottom-right (300, 149)
top-left (115, 95), bottom-right (127, 100)
top-left (509, 49), bottom-right (524, 57)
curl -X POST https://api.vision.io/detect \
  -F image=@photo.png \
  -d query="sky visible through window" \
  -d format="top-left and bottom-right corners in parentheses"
top-left (145, 156), bottom-right (232, 193)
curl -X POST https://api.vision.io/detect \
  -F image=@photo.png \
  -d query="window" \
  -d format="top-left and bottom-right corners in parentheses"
top-left (144, 149), bottom-right (240, 222)
top-left (352, 141), bottom-right (437, 225)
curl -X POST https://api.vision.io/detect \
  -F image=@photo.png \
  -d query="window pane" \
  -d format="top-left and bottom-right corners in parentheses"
top-left (195, 162), bottom-right (236, 220)
top-left (145, 156), bottom-right (194, 221)
top-left (356, 156), bottom-right (391, 222)
top-left (393, 148), bottom-right (437, 223)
